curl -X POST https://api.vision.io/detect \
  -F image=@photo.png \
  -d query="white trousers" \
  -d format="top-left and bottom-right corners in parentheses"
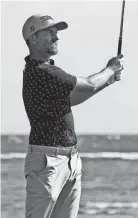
top-left (24, 145), bottom-right (82, 218)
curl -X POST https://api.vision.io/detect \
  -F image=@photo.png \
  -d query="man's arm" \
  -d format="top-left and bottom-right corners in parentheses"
top-left (70, 55), bottom-right (124, 106)
top-left (70, 68), bottom-right (114, 106)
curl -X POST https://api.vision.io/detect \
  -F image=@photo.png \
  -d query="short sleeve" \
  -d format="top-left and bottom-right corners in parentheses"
top-left (49, 66), bottom-right (77, 93)
top-left (38, 64), bottom-right (77, 97)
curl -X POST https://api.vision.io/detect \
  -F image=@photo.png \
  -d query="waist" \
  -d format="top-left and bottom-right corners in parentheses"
top-left (29, 129), bottom-right (77, 147)
top-left (28, 144), bottom-right (78, 156)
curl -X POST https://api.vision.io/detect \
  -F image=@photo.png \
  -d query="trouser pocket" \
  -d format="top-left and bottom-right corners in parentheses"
top-left (24, 152), bottom-right (62, 201)
top-left (24, 152), bottom-right (47, 178)
top-left (24, 152), bottom-right (60, 189)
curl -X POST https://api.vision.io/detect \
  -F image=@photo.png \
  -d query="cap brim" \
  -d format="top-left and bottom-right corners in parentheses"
top-left (42, 21), bottom-right (68, 31)
top-left (54, 21), bottom-right (68, 31)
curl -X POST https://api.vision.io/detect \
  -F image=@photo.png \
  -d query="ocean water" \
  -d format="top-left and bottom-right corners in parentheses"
top-left (1, 134), bottom-right (138, 218)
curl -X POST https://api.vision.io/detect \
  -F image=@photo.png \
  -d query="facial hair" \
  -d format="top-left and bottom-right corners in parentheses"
top-left (47, 40), bottom-right (58, 55)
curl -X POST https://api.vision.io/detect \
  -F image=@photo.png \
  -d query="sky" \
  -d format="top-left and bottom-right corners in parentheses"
top-left (1, 1), bottom-right (138, 134)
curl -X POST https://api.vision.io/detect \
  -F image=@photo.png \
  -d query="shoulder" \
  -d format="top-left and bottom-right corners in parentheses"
top-left (37, 63), bottom-right (64, 76)
top-left (37, 63), bottom-right (77, 91)
top-left (37, 63), bottom-right (72, 80)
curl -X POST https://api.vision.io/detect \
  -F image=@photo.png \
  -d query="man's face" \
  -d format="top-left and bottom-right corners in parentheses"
top-left (35, 26), bottom-right (59, 56)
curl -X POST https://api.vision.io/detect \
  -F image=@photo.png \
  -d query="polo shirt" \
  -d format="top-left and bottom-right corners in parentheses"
top-left (22, 55), bottom-right (77, 147)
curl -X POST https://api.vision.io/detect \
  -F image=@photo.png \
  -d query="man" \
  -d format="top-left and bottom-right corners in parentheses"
top-left (22, 14), bottom-right (124, 218)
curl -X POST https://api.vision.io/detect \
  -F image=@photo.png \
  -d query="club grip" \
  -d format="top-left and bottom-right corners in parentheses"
top-left (117, 37), bottom-right (122, 55)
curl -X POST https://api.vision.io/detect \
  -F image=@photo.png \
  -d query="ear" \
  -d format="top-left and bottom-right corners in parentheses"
top-left (29, 34), bottom-right (37, 45)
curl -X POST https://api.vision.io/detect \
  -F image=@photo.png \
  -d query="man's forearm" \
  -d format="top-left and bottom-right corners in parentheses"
top-left (87, 67), bottom-right (114, 91)
top-left (74, 67), bottom-right (114, 93)
top-left (70, 68), bottom-right (115, 106)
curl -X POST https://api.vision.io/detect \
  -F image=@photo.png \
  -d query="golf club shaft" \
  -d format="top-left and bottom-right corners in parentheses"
top-left (117, 0), bottom-right (125, 55)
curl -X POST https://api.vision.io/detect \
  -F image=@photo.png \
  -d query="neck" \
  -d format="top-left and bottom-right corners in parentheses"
top-left (30, 50), bottom-right (51, 63)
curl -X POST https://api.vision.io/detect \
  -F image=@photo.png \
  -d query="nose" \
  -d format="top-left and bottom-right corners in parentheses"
top-left (53, 34), bottom-right (59, 42)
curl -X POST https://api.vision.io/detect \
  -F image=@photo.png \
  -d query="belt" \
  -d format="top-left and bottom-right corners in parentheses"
top-left (28, 144), bottom-right (78, 156)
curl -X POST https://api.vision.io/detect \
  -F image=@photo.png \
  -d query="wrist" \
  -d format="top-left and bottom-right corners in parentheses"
top-left (107, 74), bottom-right (116, 86)
top-left (105, 67), bottom-right (115, 76)
top-left (105, 67), bottom-right (115, 85)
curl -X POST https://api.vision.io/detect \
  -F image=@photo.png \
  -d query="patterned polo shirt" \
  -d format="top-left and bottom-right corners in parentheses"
top-left (22, 55), bottom-right (77, 147)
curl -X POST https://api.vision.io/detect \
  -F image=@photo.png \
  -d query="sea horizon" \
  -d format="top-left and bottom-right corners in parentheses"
top-left (1, 134), bottom-right (138, 154)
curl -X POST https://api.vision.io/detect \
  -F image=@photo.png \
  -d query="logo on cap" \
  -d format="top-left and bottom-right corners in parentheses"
top-left (30, 26), bottom-right (35, 32)
top-left (40, 15), bottom-right (54, 23)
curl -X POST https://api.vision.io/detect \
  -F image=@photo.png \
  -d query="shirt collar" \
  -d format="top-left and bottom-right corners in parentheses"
top-left (24, 55), bottom-right (54, 66)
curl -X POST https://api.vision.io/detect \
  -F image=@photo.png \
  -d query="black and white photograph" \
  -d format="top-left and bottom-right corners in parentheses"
top-left (1, 1), bottom-right (138, 218)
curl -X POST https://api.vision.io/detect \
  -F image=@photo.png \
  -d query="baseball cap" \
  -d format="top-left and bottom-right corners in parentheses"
top-left (22, 14), bottom-right (68, 41)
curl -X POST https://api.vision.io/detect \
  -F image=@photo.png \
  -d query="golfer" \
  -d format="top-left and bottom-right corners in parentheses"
top-left (22, 14), bottom-right (124, 218)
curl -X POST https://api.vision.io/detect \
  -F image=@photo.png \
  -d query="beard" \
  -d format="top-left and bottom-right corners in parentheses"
top-left (38, 41), bottom-right (58, 56)
top-left (47, 45), bottom-right (58, 55)
top-left (43, 40), bottom-right (58, 56)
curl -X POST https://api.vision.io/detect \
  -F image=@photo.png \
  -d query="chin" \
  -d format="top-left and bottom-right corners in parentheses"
top-left (49, 46), bottom-right (58, 53)
top-left (50, 50), bottom-right (58, 56)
